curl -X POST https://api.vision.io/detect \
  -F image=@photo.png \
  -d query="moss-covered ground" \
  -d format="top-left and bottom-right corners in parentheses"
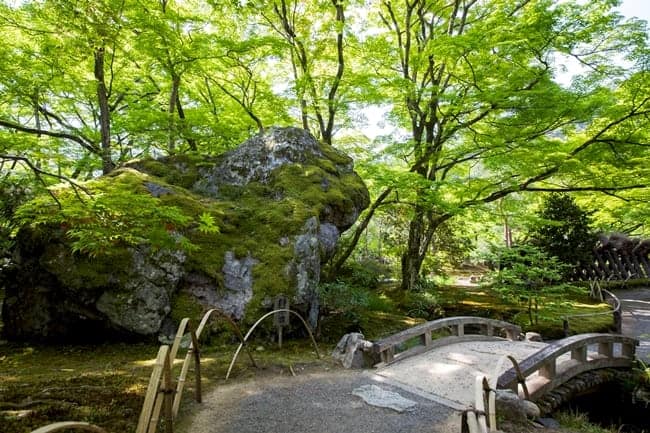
top-left (0, 280), bottom-right (618, 433)
top-left (0, 338), bottom-right (333, 433)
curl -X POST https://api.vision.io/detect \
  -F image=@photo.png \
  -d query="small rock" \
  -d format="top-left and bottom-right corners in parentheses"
top-left (256, 346), bottom-right (265, 351)
top-left (525, 332), bottom-right (543, 342)
top-left (495, 389), bottom-right (540, 423)
top-left (522, 400), bottom-right (541, 418)
top-left (331, 332), bottom-right (374, 368)
top-left (535, 417), bottom-right (561, 428)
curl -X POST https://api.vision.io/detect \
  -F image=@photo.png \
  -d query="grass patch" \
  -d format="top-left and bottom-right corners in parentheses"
top-left (555, 410), bottom-right (617, 433)
top-left (0, 342), bottom-right (158, 433)
top-left (375, 282), bottom-right (614, 340)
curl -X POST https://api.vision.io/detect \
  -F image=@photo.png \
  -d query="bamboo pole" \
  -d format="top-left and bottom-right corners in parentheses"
top-left (195, 309), bottom-right (257, 368)
top-left (30, 422), bottom-right (107, 433)
top-left (169, 318), bottom-right (190, 364)
top-left (137, 346), bottom-right (169, 433)
top-left (190, 330), bottom-right (202, 404)
top-left (162, 349), bottom-right (174, 433)
top-left (482, 377), bottom-right (496, 431)
top-left (226, 309), bottom-right (320, 380)
top-left (474, 376), bottom-right (488, 433)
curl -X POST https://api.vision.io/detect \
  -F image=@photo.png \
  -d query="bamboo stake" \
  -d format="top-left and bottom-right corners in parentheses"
top-left (162, 350), bottom-right (174, 433)
top-left (482, 377), bottom-right (496, 431)
top-left (147, 392), bottom-right (164, 433)
top-left (169, 318), bottom-right (190, 364)
top-left (475, 376), bottom-right (488, 433)
top-left (137, 346), bottom-right (169, 433)
top-left (190, 330), bottom-right (202, 404)
top-left (466, 412), bottom-right (480, 433)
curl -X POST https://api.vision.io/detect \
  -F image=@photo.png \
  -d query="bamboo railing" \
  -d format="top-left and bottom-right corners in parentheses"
top-left (29, 308), bottom-right (317, 433)
top-left (135, 308), bottom-right (261, 433)
top-left (563, 288), bottom-right (622, 336)
top-left (29, 422), bottom-right (108, 433)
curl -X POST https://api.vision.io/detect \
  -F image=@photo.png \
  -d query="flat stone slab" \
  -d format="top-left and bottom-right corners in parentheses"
top-left (352, 384), bottom-right (417, 412)
top-left (375, 340), bottom-right (547, 409)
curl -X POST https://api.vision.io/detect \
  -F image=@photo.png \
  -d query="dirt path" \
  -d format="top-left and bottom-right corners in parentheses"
top-left (179, 368), bottom-right (460, 433)
top-left (614, 287), bottom-right (650, 362)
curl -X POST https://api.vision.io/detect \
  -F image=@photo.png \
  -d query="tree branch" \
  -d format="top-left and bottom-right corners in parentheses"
top-left (0, 119), bottom-right (99, 154)
top-left (0, 154), bottom-right (92, 206)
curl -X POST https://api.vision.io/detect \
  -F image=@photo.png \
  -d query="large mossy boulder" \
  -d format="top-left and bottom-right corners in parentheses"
top-left (1, 127), bottom-right (369, 342)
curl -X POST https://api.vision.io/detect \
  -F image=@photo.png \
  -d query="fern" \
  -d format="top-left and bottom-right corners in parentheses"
top-left (14, 175), bottom-right (200, 257)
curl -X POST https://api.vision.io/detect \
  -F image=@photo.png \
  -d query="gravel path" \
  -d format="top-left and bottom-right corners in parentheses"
top-left (614, 287), bottom-right (650, 362)
top-left (181, 369), bottom-right (460, 433)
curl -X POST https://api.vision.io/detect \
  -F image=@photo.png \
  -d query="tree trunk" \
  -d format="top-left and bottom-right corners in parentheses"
top-left (94, 47), bottom-right (113, 174)
top-left (175, 89), bottom-right (197, 151)
top-left (327, 187), bottom-right (392, 278)
top-left (400, 208), bottom-right (426, 291)
top-left (168, 73), bottom-right (180, 152)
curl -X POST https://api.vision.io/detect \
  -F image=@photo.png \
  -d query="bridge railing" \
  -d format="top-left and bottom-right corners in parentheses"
top-left (372, 316), bottom-right (521, 367)
top-left (497, 333), bottom-right (638, 400)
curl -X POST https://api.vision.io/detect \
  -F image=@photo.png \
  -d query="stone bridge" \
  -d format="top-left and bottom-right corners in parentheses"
top-left (368, 316), bottom-right (639, 411)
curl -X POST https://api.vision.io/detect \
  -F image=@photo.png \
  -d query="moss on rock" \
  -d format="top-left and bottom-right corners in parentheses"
top-left (3, 127), bottom-right (369, 341)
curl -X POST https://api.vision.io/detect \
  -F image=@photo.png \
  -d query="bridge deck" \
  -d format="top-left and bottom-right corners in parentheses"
top-left (374, 340), bottom-right (546, 409)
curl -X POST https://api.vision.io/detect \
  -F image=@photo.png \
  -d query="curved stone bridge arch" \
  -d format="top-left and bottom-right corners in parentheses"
top-left (534, 368), bottom-right (627, 414)
top-left (497, 333), bottom-right (638, 401)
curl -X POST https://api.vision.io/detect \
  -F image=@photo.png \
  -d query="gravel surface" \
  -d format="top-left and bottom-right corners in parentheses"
top-left (614, 287), bottom-right (650, 361)
top-left (181, 369), bottom-right (460, 433)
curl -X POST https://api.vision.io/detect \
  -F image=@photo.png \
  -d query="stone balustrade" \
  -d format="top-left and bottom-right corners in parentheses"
top-left (372, 316), bottom-right (522, 367)
top-left (497, 333), bottom-right (638, 400)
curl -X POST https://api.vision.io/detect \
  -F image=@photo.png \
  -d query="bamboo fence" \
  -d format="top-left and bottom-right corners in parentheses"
top-left (29, 308), bottom-right (318, 433)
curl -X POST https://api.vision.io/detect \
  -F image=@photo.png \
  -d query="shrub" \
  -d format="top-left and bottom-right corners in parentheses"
top-left (483, 244), bottom-right (582, 325)
top-left (529, 193), bottom-right (595, 277)
top-left (337, 257), bottom-right (392, 289)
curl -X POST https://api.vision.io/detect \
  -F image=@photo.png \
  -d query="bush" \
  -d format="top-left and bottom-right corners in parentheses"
top-left (530, 193), bottom-right (595, 276)
top-left (483, 244), bottom-right (578, 325)
top-left (318, 280), bottom-right (369, 328)
top-left (337, 257), bottom-right (392, 289)
top-left (401, 291), bottom-right (444, 320)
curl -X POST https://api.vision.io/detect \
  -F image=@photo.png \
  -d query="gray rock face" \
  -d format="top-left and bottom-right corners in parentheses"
top-left (318, 223), bottom-right (340, 260)
top-left (290, 217), bottom-right (322, 328)
top-left (95, 248), bottom-right (185, 335)
top-left (219, 251), bottom-right (258, 318)
top-left (2, 241), bottom-right (185, 341)
top-left (194, 128), bottom-right (325, 193)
